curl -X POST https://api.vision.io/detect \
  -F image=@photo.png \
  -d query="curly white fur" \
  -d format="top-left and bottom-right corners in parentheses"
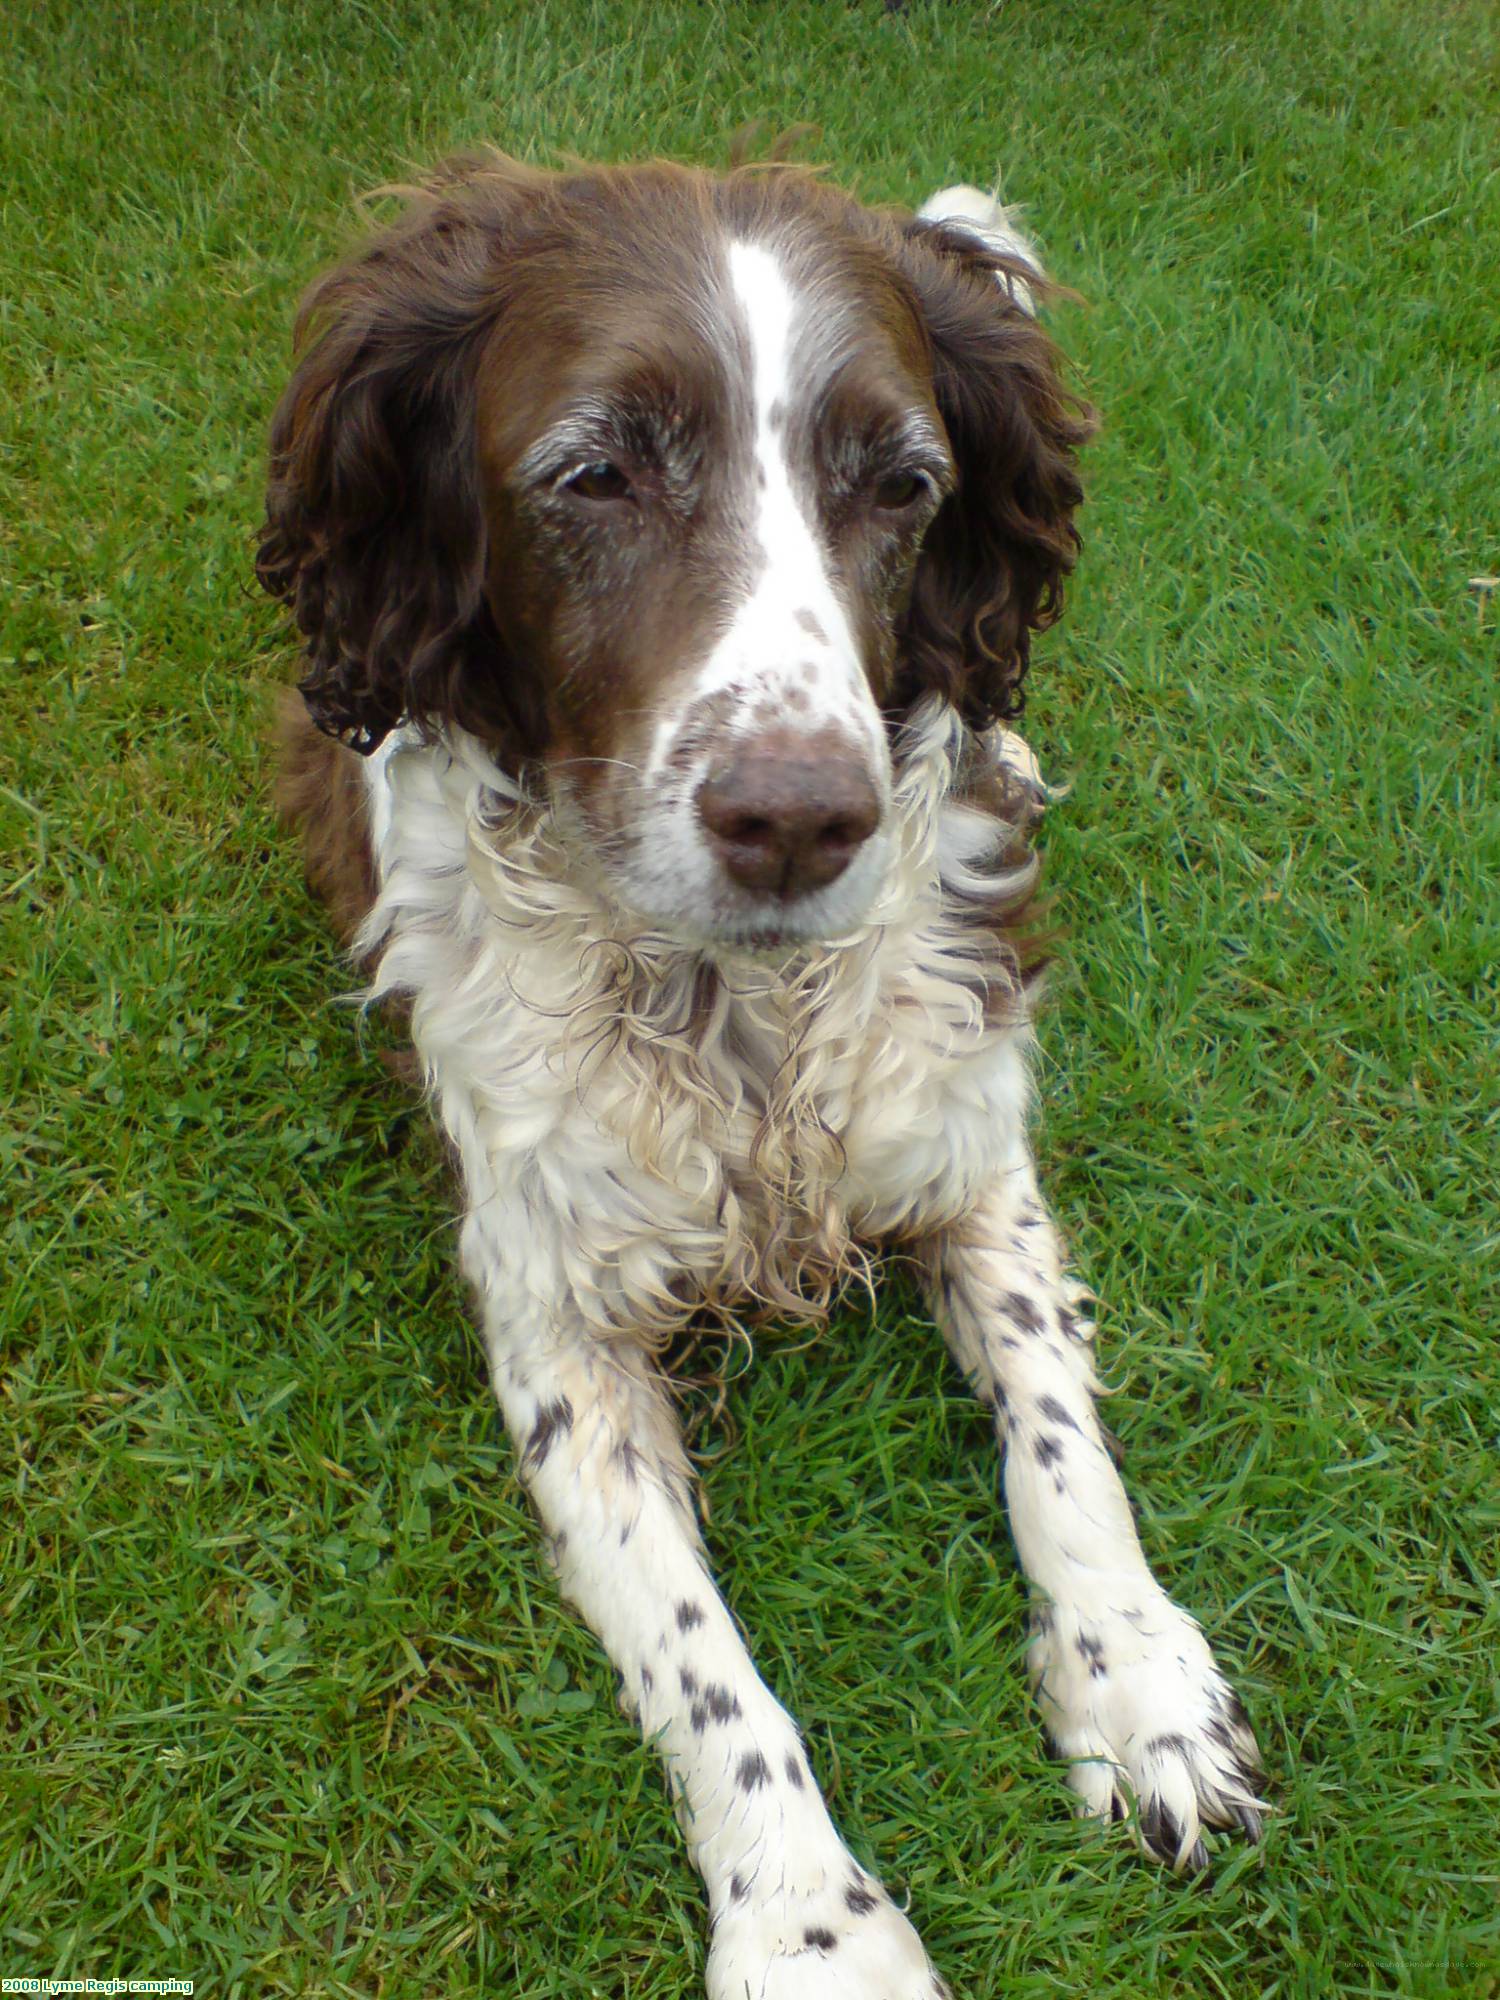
top-left (361, 697), bottom-right (1039, 1336)
top-left (351, 694), bottom-right (1261, 1994)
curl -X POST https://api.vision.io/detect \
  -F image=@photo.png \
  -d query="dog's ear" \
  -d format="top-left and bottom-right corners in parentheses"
top-left (256, 160), bottom-right (544, 755)
top-left (891, 216), bottom-right (1096, 729)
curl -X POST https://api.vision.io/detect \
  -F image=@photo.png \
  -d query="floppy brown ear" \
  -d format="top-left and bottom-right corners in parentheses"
top-left (256, 163), bottom-right (540, 755)
top-left (891, 219), bottom-right (1096, 729)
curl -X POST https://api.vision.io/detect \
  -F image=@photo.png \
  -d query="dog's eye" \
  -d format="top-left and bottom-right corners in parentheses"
top-left (871, 470), bottom-right (931, 511)
top-left (565, 461), bottom-right (634, 502)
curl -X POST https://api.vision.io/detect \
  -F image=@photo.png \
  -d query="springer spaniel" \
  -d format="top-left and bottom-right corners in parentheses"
top-left (261, 153), bottom-right (1264, 1996)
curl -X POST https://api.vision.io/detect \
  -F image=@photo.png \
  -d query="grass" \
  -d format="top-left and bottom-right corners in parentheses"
top-left (2, 0), bottom-right (1497, 1994)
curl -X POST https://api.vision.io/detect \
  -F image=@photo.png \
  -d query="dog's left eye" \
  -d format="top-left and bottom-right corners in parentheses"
top-left (871, 470), bottom-right (931, 511)
top-left (565, 461), bottom-right (634, 502)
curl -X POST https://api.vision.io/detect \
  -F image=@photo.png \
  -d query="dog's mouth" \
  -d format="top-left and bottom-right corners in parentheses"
top-left (661, 912), bottom-right (832, 962)
top-left (607, 897), bottom-right (867, 963)
top-left (658, 867), bottom-right (890, 956)
top-left (709, 922), bottom-right (800, 959)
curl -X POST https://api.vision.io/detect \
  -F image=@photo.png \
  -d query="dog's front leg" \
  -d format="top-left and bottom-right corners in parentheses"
top-left (919, 1164), bottom-right (1264, 1870)
top-left (476, 1279), bottom-right (946, 1998)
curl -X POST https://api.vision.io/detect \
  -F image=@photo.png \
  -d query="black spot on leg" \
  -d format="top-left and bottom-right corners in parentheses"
top-left (729, 1872), bottom-right (748, 1901)
top-left (794, 607), bottom-right (827, 642)
top-left (845, 1882), bottom-right (878, 1915)
top-left (804, 1925), bottom-right (838, 1951)
top-left (705, 1682), bottom-right (742, 1723)
top-left (1034, 1435), bottom-right (1064, 1468)
top-left (522, 1397), bottom-right (574, 1471)
top-left (1077, 1632), bottom-right (1107, 1679)
top-left (690, 1704), bottom-right (707, 1733)
top-left (783, 1752), bottom-right (805, 1788)
top-left (676, 1601), bottom-right (705, 1632)
top-left (1036, 1394), bottom-right (1079, 1431)
top-left (737, 1751), bottom-right (771, 1791)
top-left (679, 1667), bottom-right (699, 1697)
top-left (639, 1665), bottom-right (653, 1694)
top-left (1147, 1733), bottom-right (1193, 1761)
top-left (1001, 1290), bottom-right (1044, 1335)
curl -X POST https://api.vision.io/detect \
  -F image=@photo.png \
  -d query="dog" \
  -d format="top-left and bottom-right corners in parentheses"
top-left (260, 150), bottom-right (1264, 1997)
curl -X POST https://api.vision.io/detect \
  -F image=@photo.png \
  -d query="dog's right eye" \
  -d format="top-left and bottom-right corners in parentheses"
top-left (870, 469), bottom-right (933, 512)
top-left (564, 461), bottom-right (634, 502)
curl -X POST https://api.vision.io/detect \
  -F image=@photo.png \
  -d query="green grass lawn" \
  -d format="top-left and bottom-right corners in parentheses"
top-left (3, 1), bottom-right (1497, 1994)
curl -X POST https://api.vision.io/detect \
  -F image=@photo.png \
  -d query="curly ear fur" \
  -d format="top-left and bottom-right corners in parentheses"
top-left (256, 160), bottom-right (545, 755)
top-left (892, 221), bottom-right (1096, 729)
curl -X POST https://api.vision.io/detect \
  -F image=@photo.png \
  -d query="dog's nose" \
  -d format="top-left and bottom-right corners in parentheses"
top-left (695, 740), bottom-right (881, 899)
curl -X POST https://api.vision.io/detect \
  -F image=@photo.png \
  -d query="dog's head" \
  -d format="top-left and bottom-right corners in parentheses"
top-left (258, 153), bottom-right (1092, 948)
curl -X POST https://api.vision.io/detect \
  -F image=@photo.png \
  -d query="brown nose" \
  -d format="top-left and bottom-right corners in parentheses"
top-left (695, 741), bottom-right (881, 900)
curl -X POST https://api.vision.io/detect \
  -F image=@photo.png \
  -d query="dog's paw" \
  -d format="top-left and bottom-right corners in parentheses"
top-left (1030, 1593), bottom-right (1265, 1872)
top-left (707, 1868), bottom-right (946, 1999)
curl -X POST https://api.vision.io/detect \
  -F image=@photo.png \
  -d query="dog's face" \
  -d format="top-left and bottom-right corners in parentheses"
top-left (259, 157), bottom-right (1091, 947)
top-left (470, 185), bottom-right (955, 945)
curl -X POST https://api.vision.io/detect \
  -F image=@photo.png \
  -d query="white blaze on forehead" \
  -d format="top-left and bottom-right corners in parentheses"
top-left (645, 237), bottom-right (880, 775)
top-left (726, 239), bottom-right (862, 682)
top-left (732, 237), bottom-right (799, 450)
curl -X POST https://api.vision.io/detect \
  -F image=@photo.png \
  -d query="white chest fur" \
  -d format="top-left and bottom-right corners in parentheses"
top-left (358, 700), bottom-right (1040, 1340)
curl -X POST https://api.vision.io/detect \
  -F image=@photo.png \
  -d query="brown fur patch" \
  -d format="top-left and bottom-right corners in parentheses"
top-left (273, 687), bottom-right (379, 952)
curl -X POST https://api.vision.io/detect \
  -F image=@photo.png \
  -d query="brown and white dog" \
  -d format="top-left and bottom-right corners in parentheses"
top-left (262, 153), bottom-right (1263, 1997)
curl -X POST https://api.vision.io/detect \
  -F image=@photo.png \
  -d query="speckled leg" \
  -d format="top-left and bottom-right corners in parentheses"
top-left (481, 1300), bottom-right (945, 1998)
top-left (922, 1165), bottom-right (1264, 1870)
